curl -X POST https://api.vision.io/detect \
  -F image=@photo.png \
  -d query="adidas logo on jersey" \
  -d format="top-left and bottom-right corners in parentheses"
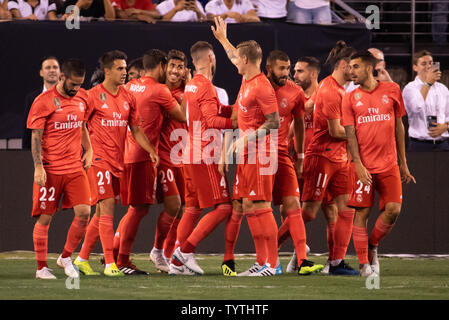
top-left (101, 104), bottom-right (109, 109)
top-left (249, 190), bottom-right (256, 196)
top-left (356, 101), bottom-right (363, 107)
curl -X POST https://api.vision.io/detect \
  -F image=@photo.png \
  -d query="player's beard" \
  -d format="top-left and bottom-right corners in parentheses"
top-left (271, 73), bottom-right (287, 87)
top-left (297, 78), bottom-right (311, 91)
top-left (63, 80), bottom-right (78, 97)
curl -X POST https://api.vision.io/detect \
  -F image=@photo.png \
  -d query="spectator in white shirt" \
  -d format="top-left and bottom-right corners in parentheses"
top-left (287, 0), bottom-right (332, 25)
top-left (206, 0), bottom-right (260, 23)
top-left (157, 0), bottom-right (206, 22)
top-left (251, 0), bottom-right (287, 22)
top-left (1, 0), bottom-right (12, 19)
top-left (8, 0), bottom-right (57, 20)
top-left (402, 50), bottom-right (449, 151)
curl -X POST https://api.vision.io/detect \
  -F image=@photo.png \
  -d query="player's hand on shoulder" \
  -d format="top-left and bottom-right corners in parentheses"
top-left (34, 166), bottom-right (47, 187)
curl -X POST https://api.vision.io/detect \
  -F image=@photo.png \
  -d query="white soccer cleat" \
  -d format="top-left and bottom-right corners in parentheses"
top-left (249, 263), bottom-right (283, 277)
top-left (173, 247), bottom-right (204, 275)
top-left (369, 246), bottom-right (380, 274)
top-left (359, 263), bottom-right (374, 277)
top-left (168, 263), bottom-right (196, 276)
top-left (237, 262), bottom-right (262, 277)
top-left (286, 250), bottom-right (298, 273)
top-left (150, 248), bottom-right (170, 273)
top-left (57, 255), bottom-right (79, 278)
top-left (321, 260), bottom-right (331, 274)
top-left (36, 267), bottom-right (57, 280)
top-left (306, 244), bottom-right (310, 254)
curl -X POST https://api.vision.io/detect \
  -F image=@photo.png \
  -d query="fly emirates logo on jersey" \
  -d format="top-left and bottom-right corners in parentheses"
top-left (357, 107), bottom-right (391, 125)
top-left (54, 114), bottom-right (83, 130)
top-left (101, 112), bottom-right (128, 127)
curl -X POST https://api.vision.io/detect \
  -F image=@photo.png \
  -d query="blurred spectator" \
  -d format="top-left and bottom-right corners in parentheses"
top-left (403, 50), bottom-right (449, 151)
top-left (113, 0), bottom-right (161, 23)
top-left (368, 47), bottom-right (393, 82)
top-left (205, 0), bottom-right (260, 23)
top-left (432, 1), bottom-right (448, 44)
top-left (251, 0), bottom-right (287, 22)
top-left (157, 0), bottom-right (206, 22)
top-left (287, 0), bottom-right (331, 25)
top-left (127, 57), bottom-right (144, 81)
top-left (8, 0), bottom-right (57, 20)
top-left (23, 56), bottom-right (60, 150)
top-left (215, 85), bottom-right (229, 105)
top-left (0, 0), bottom-right (12, 19)
top-left (90, 67), bottom-right (104, 87)
top-left (62, 0), bottom-right (116, 20)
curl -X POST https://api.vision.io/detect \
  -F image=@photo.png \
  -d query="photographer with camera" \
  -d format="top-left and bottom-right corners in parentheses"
top-left (403, 50), bottom-right (449, 151)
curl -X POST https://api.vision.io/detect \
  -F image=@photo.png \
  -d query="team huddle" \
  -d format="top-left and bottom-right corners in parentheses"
top-left (28, 17), bottom-right (415, 280)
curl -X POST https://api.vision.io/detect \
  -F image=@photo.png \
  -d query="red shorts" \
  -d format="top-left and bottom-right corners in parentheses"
top-left (272, 153), bottom-right (300, 206)
top-left (348, 164), bottom-right (402, 211)
top-left (302, 155), bottom-right (352, 202)
top-left (299, 155), bottom-right (334, 204)
top-left (183, 163), bottom-right (230, 209)
top-left (120, 161), bottom-right (157, 206)
top-left (32, 170), bottom-right (91, 216)
top-left (233, 159), bottom-right (275, 202)
top-left (156, 164), bottom-right (185, 204)
top-left (87, 165), bottom-right (121, 205)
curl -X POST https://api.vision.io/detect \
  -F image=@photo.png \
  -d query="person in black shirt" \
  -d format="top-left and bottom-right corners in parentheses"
top-left (62, 0), bottom-right (115, 20)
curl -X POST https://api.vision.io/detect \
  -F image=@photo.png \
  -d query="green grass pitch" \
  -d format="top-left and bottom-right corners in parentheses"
top-left (1, 251), bottom-right (448, 300)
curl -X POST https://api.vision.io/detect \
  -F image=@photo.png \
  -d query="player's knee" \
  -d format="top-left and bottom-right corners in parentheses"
top-left (384, 203), bottom-right (401, 222)
top-left (301, 203), bottom-right (318, 221)
top-left (164, 200), bottom-right (182, 217)
top-left (36, 214), bottom-right (52, 226)
top-left (283, 197), bottom-right (300, 212)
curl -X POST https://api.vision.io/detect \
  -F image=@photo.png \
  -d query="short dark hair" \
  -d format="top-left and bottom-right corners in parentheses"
top-left (237, 40), bottom-right (262, 64)
top-left (412, 50), bottom-right (432, 65)
top-left (297, 56), bottom-right (321, 73)
top-left (99, 50), bottom-right (127, 70)
top-left (128, 57), bottom-right (144, 72)
top-left (190, 41), bottom-right (213, 60)
top-left (40, 56), bottom-right (59, 69)
top-left (61, 58), bottom-right (85, 78)
top-left (266, 50), bottom-right (290, 65)
top-left (142, 49), bottom-right (168, 70)
top-left (325, 40), bottom-right (356, 70)
top-left (350, 50), bottom-right (379, 68)
top-left (168, 49), bottom-right (188, 66)
top-left (90, 68), bottom-right (104, 87)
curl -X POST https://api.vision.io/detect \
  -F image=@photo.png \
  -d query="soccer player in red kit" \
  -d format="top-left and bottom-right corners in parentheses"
top-left (342, 51), bottom-right (415, 276)
top-left (116, 49), bottom-right (186, 275)
top-left (301, 41), bottom-right (360, 275)
top-left (27, 59), bottom-right (92, 279)
top-left (212, 17), bottom-right (281, 277)
top-left (170, 40), bottom-right (235, 276)
top-left (149, 49), bottom-right (189, 271)
top-left (74, 50), bottom-right (158, 277)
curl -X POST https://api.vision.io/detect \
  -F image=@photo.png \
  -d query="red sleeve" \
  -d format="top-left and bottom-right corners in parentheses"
top-left (392, 84), bottom-right (406, 118)
top-left (200, 82), bottom-right (232, 129)
top-left (218, 105), bottom-right (233, 118)
top-left (27, 95), bottom-right (54, 129)
top-left (292, 88), bottom-right (305, 119)
top-left (127, 93), bottom-right (142, 127)
top-left (256, 82), bottom-right (278, 116)
top-left (322, 90), bottom-right (342, 120)
top-left (85, 89), bottom-right (96, 122)
top-left (341, 92), bottom-right (355, 127)
top-left (158, 85), bottom-right (178, 111)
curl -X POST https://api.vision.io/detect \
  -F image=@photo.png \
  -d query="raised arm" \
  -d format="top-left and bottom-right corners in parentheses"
top-left (211, 16), bottom-right (239, 67)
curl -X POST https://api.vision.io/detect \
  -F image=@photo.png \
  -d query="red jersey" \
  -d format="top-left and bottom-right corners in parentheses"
top-left (124, 77), bottom-right (178, 164)
top-left (159, 85), bottom-right (187, 168)
top-left (341, 81), bottom-right (406, 173)
top-left (86, 84), bottom-right (140, 177)
top-left (306, 75), bottom-right (347, 163)
top-left (184, 74), bottom-right (232, 164)
top-left (27, 87), bottom-right (88, 175)
top-left (304, 96), bottom-right (314, 150)
top-left (275, 80), bottom-right (305, 153)
top-left (112, 0), bottom-right (154, 10)
top-left (235, 73), bottom-right (278, 156)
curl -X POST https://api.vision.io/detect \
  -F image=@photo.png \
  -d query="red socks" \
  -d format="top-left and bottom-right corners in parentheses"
top-left (353, 225), bottom-right (369, 264)
top-left (33, 223), bottom-right (49, 270)
top-left (79, 214), bottom-right (100, 260)
top-left (369, 216), bottom-right (394, 247)
top-left (326, 221), bottom-right (336, 261)
top-left (224, 210), bottom-right (243, 261)
top-left (113, 210), bottom-right (130, 261)
top-left (117, 206), bottom-right (148, 266)
top-left (277, 216), bottom-right (290, 249)
top-left (255, 208), bottom-right (278, 267)
top-left (246, 211), bottom-right (267, 266)
top-left (154, 211), bottom-right (176, 250)
top-left (99, 215), bottom-right (115, 265)
top-left (176, 207), bottom-right (202, 246)
top-left (181, 204), bottom-right (232, 253)
top-left (61, 217), bottom-right (89, 258)
top-left (163, 216), bottom-right (181, 259)
top-left (286, 209), bottom-right (306, 263)
top-left (333, 209), bottom-right (355, 261)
